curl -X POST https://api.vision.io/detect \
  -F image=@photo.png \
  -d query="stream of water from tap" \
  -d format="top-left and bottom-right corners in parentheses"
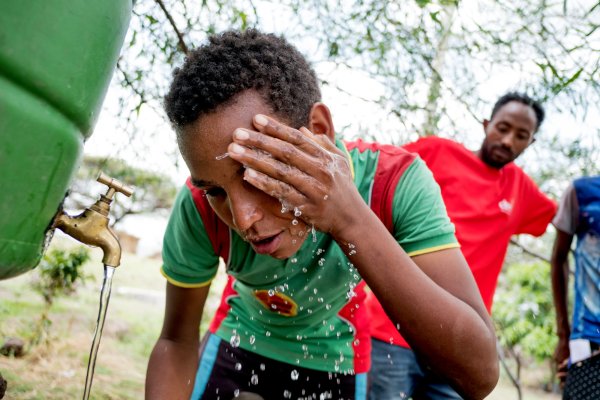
top-left (82, 265), bottom-right (115, 400)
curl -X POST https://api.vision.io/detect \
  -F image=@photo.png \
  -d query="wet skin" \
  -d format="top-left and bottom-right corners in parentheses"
top-left (478, 101), bottom-right (538, 168)
top-left (180, 90), bottom-right (359, 259)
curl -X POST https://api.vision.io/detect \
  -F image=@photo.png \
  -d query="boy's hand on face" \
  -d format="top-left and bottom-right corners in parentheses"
top-left (227, 114), bottom-right (365, 237)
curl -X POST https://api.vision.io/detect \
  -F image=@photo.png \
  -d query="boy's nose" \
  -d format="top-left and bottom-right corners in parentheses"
top-left (229, 192), bottom-right (263, 233)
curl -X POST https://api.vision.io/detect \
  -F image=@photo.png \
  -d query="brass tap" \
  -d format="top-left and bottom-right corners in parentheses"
top-left (53, 173), bottom-right (134, 267)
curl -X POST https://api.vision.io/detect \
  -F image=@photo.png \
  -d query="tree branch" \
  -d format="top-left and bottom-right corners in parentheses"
top-left (510, 238), bottom-right (551, 264)
top-left (154, 0), bottom-right (190, 56)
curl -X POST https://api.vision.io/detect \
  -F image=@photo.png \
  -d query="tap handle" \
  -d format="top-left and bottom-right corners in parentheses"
top-left (97, 172), bottom-right (134, 200)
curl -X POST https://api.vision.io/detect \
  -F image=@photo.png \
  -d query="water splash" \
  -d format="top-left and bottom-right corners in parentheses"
top-left (230, 332), bottom-right (241, 348)
top-left (82, 265), bottom-right (115, 400)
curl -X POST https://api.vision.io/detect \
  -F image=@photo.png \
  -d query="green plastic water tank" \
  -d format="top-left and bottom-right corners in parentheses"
top-left (0, 1), bottom-right (132, 279)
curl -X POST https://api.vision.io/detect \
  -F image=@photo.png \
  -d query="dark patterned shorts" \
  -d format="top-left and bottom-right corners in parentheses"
top-left (563, 353), bottom-right (600, 400)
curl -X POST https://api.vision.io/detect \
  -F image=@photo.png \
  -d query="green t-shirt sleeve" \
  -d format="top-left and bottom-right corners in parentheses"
top-left (161, 185), bottom-right (220, 287)
top-left (392, 157), bottom-right (458, 255)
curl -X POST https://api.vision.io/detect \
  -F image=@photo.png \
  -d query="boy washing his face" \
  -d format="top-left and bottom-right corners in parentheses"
top-left (145, 29), bottom-right (498, 400)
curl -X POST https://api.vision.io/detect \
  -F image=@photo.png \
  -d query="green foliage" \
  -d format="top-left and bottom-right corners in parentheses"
top-left (494, 261), bottom-right (557, 363)
top-left (28, 247), bottom-right (91, 346)
top-left (32, 247), bottom-right (91, 306)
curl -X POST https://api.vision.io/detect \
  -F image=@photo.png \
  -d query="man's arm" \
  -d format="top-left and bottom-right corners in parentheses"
top-left (145, 282), bottom-right (211, 400)
top-left (550, 229), bottom-right (573, 382)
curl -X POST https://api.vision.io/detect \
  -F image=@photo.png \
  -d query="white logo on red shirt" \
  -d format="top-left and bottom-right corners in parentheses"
top-left (499, 199), bottom-right (513, 215)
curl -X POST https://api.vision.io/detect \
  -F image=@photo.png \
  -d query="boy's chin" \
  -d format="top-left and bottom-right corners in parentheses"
top-left (274, 236), bottom-right (307, 260)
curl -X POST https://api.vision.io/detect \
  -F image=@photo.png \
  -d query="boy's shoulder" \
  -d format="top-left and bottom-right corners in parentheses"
top-left (345, 138), bottom-right (417, 157)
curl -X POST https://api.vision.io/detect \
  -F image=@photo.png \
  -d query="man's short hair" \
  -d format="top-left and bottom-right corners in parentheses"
top-left (490, 92), bottom-right (545, 131)
top-left (164, 29), bottom-right (321, 131)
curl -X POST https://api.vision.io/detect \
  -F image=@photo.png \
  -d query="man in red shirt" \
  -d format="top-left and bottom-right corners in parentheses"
top-left (367, 92), bottom-right (557, 399)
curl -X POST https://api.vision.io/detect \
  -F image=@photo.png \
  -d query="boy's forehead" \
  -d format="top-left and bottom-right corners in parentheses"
top-left (179, 90), bottom-right (274, 175)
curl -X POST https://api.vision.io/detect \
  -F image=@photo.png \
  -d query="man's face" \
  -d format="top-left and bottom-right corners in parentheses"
top-left (180, 90), bottom-right (309, 259)
top-left (479, 101), bottom-right (537, 169)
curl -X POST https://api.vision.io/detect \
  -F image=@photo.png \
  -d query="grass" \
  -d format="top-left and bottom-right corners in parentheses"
top-left (0, 239), bottom-right (559, 399)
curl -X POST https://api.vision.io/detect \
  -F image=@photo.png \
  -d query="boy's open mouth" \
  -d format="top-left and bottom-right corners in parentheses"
top-left (250, 233), bottom-right (282, 255)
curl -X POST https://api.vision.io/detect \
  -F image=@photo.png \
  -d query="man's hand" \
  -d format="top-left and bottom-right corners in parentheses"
top-left (553, 339), bottom-right (570, 388)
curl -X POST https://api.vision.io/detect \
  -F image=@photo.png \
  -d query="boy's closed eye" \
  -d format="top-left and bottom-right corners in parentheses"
top-left (204, 187), bottom-right (226, 197)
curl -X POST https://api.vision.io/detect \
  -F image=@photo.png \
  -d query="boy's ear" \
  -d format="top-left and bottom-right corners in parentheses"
top-left (308, 102), bottom-right (335, 142)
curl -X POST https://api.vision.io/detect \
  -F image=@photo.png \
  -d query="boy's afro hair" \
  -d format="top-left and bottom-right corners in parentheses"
top-left (165, 29), bottom-right (321, 129)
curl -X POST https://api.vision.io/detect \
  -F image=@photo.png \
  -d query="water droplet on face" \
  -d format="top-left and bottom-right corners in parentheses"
top-left (292, 219), bottom-right (299, 225)
top-left (323, 194), bottom-right (329, 200)
top-left (294, 207), bottom-right (302, 217)
top-left (215, 152), bottom-right (229, 160)
top-left (230, 333), bottom-right (241, 348)
top-left (291, 370), bottom-right (300, 380)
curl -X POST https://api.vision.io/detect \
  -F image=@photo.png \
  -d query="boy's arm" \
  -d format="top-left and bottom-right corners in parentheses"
top-left (550, 229), bottom-right (573, 381)
top-left (229, 114), bottom-right (498, 399)
top-left (145, 282), bottom-right (210, 400)
top-left (334, 206), bottom-right (498, 399)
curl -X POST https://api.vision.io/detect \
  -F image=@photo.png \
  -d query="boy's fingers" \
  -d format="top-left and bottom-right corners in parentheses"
top-left (232, 129), bottom-right (329, 178)
top-left (228, 142), bottom-right (326, 200)
top-left (252, 115), bottom-right (324, 157)
top-left (243, 168), bottom-right (306, 205)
